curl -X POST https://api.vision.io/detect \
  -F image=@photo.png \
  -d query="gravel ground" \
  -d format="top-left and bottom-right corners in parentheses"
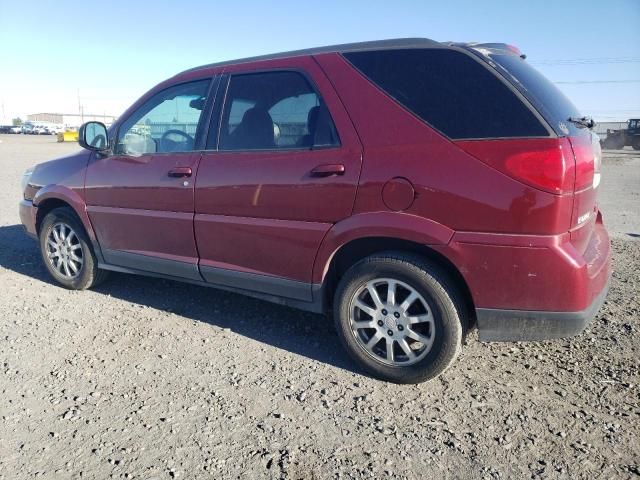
top-left (0, 135), bottom-right (638, 479)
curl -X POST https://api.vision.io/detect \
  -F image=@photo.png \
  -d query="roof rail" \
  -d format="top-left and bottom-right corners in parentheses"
top-left (179, 37), bottom-right (441, 74)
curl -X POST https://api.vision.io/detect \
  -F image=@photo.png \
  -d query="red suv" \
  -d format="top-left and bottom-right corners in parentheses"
top-left (19, 39), bottom-right (611, 383)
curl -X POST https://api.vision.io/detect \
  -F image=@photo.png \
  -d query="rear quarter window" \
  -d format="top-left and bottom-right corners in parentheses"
top-left (488, 53), bottom-right (582, 136)
top-left (343, 49), bottom-right (549, 139)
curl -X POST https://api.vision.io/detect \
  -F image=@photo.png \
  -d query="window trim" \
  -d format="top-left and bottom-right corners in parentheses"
top-left (211, 68), bottom-right (342, 153)
top-left (113, 77), bottom-right (215, 157)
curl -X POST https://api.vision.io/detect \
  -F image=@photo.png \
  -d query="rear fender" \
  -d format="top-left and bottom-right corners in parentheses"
top-left (312, 211), bottom-right (454, 284)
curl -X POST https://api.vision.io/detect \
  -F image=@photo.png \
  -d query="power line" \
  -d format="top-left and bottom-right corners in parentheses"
top-left (554, 79), bottom-right (640, 84)
top-left (533, 57), bottom-right (640, 66)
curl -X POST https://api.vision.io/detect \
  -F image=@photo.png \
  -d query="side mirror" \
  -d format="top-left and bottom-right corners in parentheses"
top-left (79, 121), bottom-right (109, 152)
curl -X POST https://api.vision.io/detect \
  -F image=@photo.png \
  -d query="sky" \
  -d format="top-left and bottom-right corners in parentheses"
top-left (1, 0), bottom-right (639, 123)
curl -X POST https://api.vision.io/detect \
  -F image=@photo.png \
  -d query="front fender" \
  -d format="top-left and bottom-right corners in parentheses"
top-left (312, 211), bottom-right (454, 283)
top-left (33, 185), bottom-right (97, 243)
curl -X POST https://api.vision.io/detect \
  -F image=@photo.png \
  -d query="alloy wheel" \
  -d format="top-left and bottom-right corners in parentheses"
top-left (349, 278), bottom-right (435, 366)
top-left (45, 222), bottom-right (84, 279)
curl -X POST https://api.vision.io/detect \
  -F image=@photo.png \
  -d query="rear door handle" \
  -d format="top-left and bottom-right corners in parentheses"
top-left (310, 164), bottom-right (345, 177)
top-left (168, 167), bottom-right (193, 178)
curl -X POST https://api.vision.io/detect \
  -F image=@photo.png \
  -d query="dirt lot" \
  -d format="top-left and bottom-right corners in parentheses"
top-left (0, 135), bottom-right (638, 479)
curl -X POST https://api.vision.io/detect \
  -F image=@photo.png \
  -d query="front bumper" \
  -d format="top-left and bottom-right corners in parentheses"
top-left (19, 199), bottom-right (38, 239)
top-left (475, 278), bottom-right (610, 341)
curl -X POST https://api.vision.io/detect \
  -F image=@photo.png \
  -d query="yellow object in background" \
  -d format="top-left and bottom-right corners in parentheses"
top-left (57, 131), bottom-right (79, 143)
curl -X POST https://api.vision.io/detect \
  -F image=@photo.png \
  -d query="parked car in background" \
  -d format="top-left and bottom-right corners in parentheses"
top-left (0, 125), bottom-right (13, 134)
top-left (10, 126), bottom-right (23, 134)
top-left (33, 125), bottom-right (49, 135)
top-left (21, 124), bottom-right (35, 134)
top-left (18, 38), bottom-right (611, 383)
top-left (49, 125), bottom-right (65, 135)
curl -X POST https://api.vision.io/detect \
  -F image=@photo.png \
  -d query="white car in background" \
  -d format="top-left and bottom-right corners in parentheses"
top-left (33, 125), bottom-right (50, 135)
top-left (10, 126), bottom-right (22, 134)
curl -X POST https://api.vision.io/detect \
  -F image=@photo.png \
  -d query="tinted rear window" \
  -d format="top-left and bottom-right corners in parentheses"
top-left (343, 49), bottom-right (549, 139)
top-left (488, 54), bottom-right (582, 136)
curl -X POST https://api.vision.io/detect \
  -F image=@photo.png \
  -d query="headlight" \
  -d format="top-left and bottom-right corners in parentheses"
top-left (21, 167), bottom-right (34, 194)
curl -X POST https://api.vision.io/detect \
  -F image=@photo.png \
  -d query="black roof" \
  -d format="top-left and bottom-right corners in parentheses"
top-left (181, 38), bottom-right (442, 74)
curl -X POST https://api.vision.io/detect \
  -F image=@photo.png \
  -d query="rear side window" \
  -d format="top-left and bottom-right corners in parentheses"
top-left (343, 49), bottom-right (549, 139)
top-left (219, 71), bottom-right (339, 151)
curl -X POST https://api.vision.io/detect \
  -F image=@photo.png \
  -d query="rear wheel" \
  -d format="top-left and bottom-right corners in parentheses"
top-left (39, 207), bottom-right (109, 290)
top-left (333, 252), bottom-right (464, 384)
top-left (632, 138), bottom-right (640, 151)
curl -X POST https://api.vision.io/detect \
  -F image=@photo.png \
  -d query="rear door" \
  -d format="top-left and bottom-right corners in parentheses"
top-left (194, 57), bottom-right (362, 300)
top-left (85, 78), bottom-right (214, 280)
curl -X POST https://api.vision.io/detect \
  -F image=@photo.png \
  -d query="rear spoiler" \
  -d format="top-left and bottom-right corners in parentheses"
top-left (446, 42), bottom-right (527, 59)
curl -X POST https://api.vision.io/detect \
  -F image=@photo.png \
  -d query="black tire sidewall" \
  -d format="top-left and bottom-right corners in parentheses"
top-left (334, 255), bottom-right (463, 384)
top-left (39, 208), bottom-right (98, 290)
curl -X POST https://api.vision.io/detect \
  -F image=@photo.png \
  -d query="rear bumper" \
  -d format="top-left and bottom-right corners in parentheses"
top-left (476, 278), bottom-right (610, 341)
top-left (434, 211), bottom-right (612, 341)
top-left (19, 199), bottom-right (38, 239)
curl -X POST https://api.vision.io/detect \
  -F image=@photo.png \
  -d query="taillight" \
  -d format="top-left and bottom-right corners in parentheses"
top-left (568, 134), bottom-right (598, 192)
top-left (455, 138), bottom-right (575, 194)
top-left (592, 134), bottom-right (602, 189)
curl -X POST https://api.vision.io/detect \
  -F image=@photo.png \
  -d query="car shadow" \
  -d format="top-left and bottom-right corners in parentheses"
top-left (0, 224), bottom-right (361, 376)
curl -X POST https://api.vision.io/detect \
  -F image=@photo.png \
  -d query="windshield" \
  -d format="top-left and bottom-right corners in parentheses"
top-left (488, 54), bottom-right (583, 136)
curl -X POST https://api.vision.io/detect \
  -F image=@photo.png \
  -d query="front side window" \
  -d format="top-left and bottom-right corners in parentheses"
top-left (218, 71), bottom-right (339, 151)
top-left (116, 80), bottom-right (210, 155)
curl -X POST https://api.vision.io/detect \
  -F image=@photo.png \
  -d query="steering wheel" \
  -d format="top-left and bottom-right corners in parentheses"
top-left (160, 129), bottom-right (194, 152)
top-left (90, 134), bottom-right (107, 149)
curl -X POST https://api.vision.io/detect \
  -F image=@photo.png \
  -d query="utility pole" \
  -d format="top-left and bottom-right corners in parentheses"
top-left (77, 88), bottom-right (84, 124)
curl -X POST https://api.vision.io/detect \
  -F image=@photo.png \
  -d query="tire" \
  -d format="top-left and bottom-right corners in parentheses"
top-left (632, 138), bottom-right (640, 151)
top-left (39, 207), bottom-right (109, 290)
top-left (602, 137), bottom-right (617, 150)
top-left (333, 252), bottom-right (464, 384)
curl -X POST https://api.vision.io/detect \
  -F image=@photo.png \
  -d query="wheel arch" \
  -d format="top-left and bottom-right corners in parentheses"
top-left (35, 198), bottom-right (74, 234)
top-left (320, 235), bottom-right (476, 328)
top-left (33, 186), bottom-right (100, 251)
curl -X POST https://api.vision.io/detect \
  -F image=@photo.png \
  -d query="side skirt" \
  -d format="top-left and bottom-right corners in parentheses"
top-left (97, 255), bottom-right (326, 314)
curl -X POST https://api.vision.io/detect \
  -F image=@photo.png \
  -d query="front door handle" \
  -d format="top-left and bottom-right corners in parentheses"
top-left (168, 167), bottom-right (193, 178)
top-left (310, 164), bottom-right (345, 177)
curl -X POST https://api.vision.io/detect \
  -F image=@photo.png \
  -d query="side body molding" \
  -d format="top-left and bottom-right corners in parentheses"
top-left (312, 211), bottom-right (454, 284)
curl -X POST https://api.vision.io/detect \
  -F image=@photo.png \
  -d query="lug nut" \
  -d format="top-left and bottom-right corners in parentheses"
top-left (377, 320), bottom-right (384, 326)
top-left (381, 309), bottom-right (388, 315)
top-left (398, 325), bottom-right (404, 331)
top-left (387, 330), bottom-right (393, 336)
top-left (394, 312), bottom-right (400, 318)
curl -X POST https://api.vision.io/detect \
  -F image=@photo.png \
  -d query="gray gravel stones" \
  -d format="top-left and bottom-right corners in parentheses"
top-left (0, 136), bottom-right (638, 478)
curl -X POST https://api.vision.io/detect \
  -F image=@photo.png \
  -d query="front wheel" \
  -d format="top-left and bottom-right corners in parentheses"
top-left (39, 207), bottom-right (109, 290)
top-left (333, 253), bottom-right (465, 384)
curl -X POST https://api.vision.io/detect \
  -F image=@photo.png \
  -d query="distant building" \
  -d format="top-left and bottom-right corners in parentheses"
top-left (27, 113), bottom-right (116, 128)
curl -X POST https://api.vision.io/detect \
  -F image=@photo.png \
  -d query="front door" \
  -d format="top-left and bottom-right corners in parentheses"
top-left (85, 78), bottom-right (213, 280)
top-left (195, 59), bottom-right (362, 301)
